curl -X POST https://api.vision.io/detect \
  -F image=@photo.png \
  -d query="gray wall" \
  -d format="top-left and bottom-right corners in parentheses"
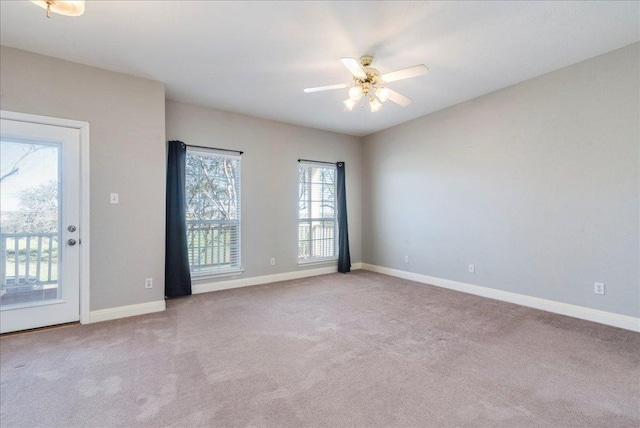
top-left (166, 100), bottom-right (362, 280)
top-left (0, 46), bottom-right (167, 311)
top-left (362, 43), bottom-right (640, 317)
top-left (2, 42), bottom-right (636, 319)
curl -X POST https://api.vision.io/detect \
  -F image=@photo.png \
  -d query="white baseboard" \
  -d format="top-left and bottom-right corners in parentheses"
top-left (193, 262), bottom-right (363, 294)
top-left (86, 264), bottom-right (363, 323)
top-left (88, 300), bottom-right (166, 324)
top-left (360, 263), bottom-right (640, 333)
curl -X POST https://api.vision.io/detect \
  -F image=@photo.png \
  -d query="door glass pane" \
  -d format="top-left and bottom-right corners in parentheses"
top-left (0, 140), bottom-right (60, 308)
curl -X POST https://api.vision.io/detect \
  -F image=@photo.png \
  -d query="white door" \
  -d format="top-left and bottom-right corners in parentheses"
top-left (0, 118), bottom-right (81, 333)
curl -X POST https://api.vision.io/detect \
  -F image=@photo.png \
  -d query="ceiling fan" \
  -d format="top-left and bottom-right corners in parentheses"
top-left (304, 55), bottom-right (428, 112)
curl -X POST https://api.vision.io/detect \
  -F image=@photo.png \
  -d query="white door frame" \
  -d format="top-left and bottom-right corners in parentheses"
top-left (1, 110), bottom-right (90, 325)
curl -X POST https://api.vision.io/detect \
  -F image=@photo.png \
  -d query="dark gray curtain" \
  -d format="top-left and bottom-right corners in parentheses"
top-left (165, 140), bottom-right (192, 298)
top-left (336, 162), bottom-right (351, 273)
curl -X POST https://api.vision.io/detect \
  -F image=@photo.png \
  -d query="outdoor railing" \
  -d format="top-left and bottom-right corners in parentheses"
top-left (186, 220), bottom-right (239, 272)
top-left (298, 221), bottom-right (336, 260)
top-left (0, 232), bottom-right (58, 293)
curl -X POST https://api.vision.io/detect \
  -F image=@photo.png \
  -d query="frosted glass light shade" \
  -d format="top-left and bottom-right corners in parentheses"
top-left (376, 87), bottom-right (390, 102)
top-left (31, 0), bottom-right (85, 16)
top-left (348, 86), bottom-right (363, 101)
top-left (369, 97), bottom-right (382, 112)
top-left (343, 99), bottom-right (357, 111)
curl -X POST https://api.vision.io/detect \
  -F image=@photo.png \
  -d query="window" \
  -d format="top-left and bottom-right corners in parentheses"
top-left (298, 162), bottom-right (337, 263)
top-left (185, 148), bottom-right (241, 276)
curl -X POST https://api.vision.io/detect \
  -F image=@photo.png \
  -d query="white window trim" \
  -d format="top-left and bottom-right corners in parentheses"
top-left (191, 267), bottom-right (245, 282)
top-left (185, 147), bottom-right (242, 274)
top-left (187, 146), bottom-right (241, 161)
top-left (297, 161), bottom-right (338, 263)
top-left (297, 258), bottom-right (337, 267)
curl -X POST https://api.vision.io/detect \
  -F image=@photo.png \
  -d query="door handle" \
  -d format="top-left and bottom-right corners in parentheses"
top-left (67, 239), bottom-right (77, 246)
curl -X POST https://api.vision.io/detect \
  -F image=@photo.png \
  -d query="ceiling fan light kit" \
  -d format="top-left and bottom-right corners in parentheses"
top-left (349, 86), bottom-right (363, 101)
top-left (343, 98), bottom-right (357, 111)
top-left (369, 96), bottom-right (382, 113)
top-left (376, 87), bottom-right (390, 103)
top-left (304, 55), bottom-right (428, 113)
top-left (31, 0), bottom-right (85, 18)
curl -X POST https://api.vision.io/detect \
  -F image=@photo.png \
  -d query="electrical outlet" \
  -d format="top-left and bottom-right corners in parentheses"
top-left (145, 278), bottom-right (153, 289)
top-left (404, 255), bottom-right (409, 263)
top-left (468, 264), bottom-right (475, 274)
top-left (594, 282), bottom-right (605, 295)
top-left (270, 258), bottom-right (276, 266)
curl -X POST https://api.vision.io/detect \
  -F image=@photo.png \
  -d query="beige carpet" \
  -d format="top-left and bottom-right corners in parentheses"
top-left (1, 270), bottom-right (639, 427)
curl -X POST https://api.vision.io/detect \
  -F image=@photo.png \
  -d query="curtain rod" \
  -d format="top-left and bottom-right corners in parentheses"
top-left (186, 144), bottom-right (243, 155)
top-left (298, 158), bottom-right (335, 165)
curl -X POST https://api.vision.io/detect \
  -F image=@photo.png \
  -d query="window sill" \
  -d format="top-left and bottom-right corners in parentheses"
top-left (191, 268), bottom-right (244, 282)
top-left (297, 258), bottom-right (338, 267)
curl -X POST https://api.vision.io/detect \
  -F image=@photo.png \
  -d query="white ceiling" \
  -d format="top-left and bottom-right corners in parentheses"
top-left (1, 1), bottom-right (638, 137)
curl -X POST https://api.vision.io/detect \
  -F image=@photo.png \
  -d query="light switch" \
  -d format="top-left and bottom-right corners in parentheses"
top-left (110, 193), bottom-right (119, 204)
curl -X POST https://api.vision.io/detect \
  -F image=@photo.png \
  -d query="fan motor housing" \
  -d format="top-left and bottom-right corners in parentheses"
top-left (355, 67), bottom-right (381, 86)
top-left (360, 55), bottom-right (374, 67)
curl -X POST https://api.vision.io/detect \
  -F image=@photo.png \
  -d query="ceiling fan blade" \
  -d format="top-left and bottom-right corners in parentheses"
top-left (381, 64), bottom-right (429, 83)
top-left (387, 89), bottom-right (412, 106)
top-left (303, 83), bottom-right (348, 93)
top-left (340, 57), bottom-right (367, 78)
